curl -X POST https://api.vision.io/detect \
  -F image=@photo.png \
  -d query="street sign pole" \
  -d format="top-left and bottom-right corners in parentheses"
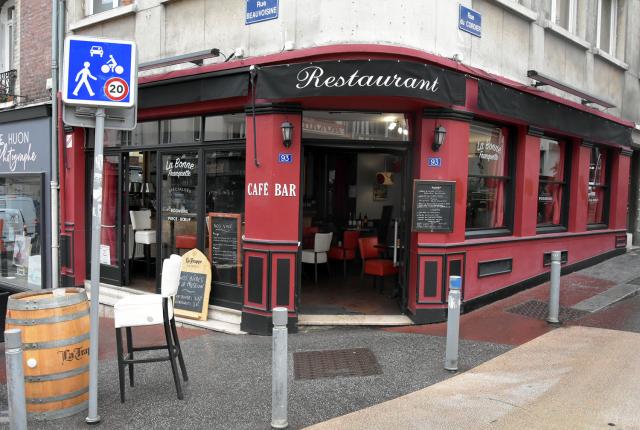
top-left (62, 36), bottom-right (137, 424)
top-left (86, 107), bottom-right (106, 424)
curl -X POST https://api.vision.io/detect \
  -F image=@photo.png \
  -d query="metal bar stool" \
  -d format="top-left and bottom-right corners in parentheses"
top-left (113, 254), bottom-right (188, 402)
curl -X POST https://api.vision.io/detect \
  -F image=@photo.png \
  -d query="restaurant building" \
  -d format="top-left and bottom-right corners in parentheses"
top-left (62, 0), bottom-right (639, 334)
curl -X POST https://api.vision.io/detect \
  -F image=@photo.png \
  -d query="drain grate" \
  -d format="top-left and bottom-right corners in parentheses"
top-left (506, 300), bottom-right (589, 322)
top-left (627, 276), bottom-right (640, 286)
top-left (294, 348), bottom-right (382, 380)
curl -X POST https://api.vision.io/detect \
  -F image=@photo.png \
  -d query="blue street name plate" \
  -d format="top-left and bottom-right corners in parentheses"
top-left (246, 0), bottom-right (279, 25)
top-left (428, 157), bottom-right (442, 167)
top-left (63, 36), bottom-right (137, 108)
top-left (459, 5), bottom-right (482, 38)
top-left (278, 153), bottom-right (293, 163)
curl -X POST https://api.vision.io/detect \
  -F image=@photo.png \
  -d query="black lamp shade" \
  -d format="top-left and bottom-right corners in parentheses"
top-left (433, 125), bottom-right (446, 151)
top-left (281, 121), bottom-right (294, 147)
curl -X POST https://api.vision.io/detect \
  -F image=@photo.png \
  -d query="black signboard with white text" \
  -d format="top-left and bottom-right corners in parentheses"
top-left (207, 212), bottom-right (242, 285)
top-left (412, 180), bottom-right (455, 233)
top-left (257, 60), bottom-right (466, 105)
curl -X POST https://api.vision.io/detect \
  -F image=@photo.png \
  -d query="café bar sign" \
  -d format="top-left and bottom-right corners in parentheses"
top-left (256, 60), bottom-right (466, 105)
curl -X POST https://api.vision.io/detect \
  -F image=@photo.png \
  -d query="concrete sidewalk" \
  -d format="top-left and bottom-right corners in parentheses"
top-left (306, 326), bottom-right (640, 430)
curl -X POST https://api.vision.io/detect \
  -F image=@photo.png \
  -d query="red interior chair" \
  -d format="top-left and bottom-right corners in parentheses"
top-left (328, 230), bottom-right (360, 277)
top-left (175, 235), bottom-right (197, 251)
top-left (358, 237), bottom-right (398, 292)
top-left (302, 226), bottom-right (319, 249)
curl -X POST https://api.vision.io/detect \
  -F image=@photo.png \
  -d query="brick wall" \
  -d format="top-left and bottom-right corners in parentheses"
top-left (19, 0), bottom-right (52, 104)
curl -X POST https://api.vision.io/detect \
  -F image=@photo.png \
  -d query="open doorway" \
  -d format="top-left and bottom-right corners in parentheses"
top-left (300, 145), bottom-right (408, 315)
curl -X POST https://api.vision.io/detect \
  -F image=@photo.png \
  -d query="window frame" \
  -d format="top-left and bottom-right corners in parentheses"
top-left (85, 0), bottom-right (120, 16)
top-left (0, 172), bottom-right (47, 292)
top-left (586, 145), bottom-right (611, 229)
top-left (596, 0), bottom-right (618, 55)
top-left (536, 137), bottom-right (572, 233)
top-left (465, 121), bottom-right (516, 239)
top-left (550, 0), bottom-right (577, 33)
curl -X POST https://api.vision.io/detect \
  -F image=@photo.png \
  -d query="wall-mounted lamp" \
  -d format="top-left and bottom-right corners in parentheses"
top-left (281, 121), bottom-right (294, 148)
top-left (432, 125), bottom-right (447, 151)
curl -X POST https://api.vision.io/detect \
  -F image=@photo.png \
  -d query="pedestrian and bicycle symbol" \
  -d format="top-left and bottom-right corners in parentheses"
top-left (63, 36), bottom-right (137, 108)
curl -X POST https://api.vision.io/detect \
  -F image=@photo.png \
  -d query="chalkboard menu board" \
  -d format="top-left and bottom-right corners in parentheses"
top-left (412, 180), bottom-right (455, 232)
top-left (175, 249), bottom-right (212, 321)
top-left (207, 213), bottom-right (242, 285)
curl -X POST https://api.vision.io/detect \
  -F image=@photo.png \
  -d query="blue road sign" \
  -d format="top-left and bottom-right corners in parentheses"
top-left (428, 157), bottom-right (442, 167)
top-left (459, 5), bottom-right (482, 38)
top-left (63, 36), bottom-right (137, 108)
top-left (246, 0), bottom-right (279, 25)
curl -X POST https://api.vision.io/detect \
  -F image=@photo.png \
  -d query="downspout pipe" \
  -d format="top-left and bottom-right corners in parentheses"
top-left (51, 0), bottom-right (59, 289)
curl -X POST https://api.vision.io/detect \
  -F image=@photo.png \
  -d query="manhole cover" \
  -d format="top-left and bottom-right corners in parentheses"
top-left (506, 300), bottom-right (588, 322)
top-left (294, 348), bottom-right (382, 380)
top-left (627, 276), bottom-right (640, 286)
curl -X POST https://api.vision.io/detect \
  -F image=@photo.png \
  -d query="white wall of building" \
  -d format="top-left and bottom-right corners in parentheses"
top-left (66, 0), bottom-right (640, 124)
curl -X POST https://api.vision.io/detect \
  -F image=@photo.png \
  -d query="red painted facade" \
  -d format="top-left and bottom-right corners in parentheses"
top-left (60, 44), bottom-right (633, 333)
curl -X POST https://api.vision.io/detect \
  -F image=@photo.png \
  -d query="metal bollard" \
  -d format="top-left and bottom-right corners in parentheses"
top-left (5, 329), bottom-right (27, 430)
top-left (547, 251), bottom-right (561, 324)
top-left (271, 308), bottom-right (289, 429)
top-left (444, 276), bottom-right (462, 372)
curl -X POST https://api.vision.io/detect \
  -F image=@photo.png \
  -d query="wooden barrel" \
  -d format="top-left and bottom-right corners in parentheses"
top-left (6, 288), bottom-right (90, 420)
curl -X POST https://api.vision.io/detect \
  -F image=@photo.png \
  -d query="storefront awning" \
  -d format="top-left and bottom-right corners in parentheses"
top-left (256, 60), bottom-right (466, 106)
top-left (139, 71), bottom-right (249, 109)
top-left (477, 79), bottom-right (632, 147)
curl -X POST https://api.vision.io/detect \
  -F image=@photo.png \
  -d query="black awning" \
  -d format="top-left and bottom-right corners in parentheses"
top-left (139, 72), bottom-right (249, 109)
top-left (477, 79), bottom-right (632, 146)
top-left (256, 60), bottom-right (466, 106)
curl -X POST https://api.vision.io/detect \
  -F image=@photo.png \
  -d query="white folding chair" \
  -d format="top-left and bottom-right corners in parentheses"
top-left (301, 232), bottom-right (333, 283)
top-left (113, 254), bottom-right (188, 401)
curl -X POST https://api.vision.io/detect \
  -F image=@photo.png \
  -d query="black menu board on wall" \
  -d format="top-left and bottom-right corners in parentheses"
top-left (208, 213), bottom-right (242, 285)
top-left (412, 180), bottom-right (455, 232)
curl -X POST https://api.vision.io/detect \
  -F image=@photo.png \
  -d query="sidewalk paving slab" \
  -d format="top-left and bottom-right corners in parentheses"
top-left (305, 326), bottom-right (640, 430)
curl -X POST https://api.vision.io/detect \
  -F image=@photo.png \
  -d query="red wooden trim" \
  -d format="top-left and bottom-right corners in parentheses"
top-left (417, 254), bottom-right (444, 304)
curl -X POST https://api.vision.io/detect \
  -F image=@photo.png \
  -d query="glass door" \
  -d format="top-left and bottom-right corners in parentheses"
top-left (99, 154), bottom-right (127, 285)
top-left (159, 151), bottom-right (201, 281)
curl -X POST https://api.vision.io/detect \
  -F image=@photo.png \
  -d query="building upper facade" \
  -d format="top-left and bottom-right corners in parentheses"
top-left (66, 0), bottom-right (640, 126)
top-left (0, 0), bottom-right (52, 110)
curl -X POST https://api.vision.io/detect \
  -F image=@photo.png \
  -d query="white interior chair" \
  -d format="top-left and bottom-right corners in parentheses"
top-left (113, 254), bottom-right (188, 402)
top-left (130, 210), bottom-right (156, 276)
top-left (301, 232), bottom-right (333, 283)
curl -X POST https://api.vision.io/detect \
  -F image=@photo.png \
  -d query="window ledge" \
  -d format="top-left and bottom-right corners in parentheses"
top-left (0, 100), bottom-right (16, 110)
top-left (592, 48), bottom-right (629, 71)
top-left (465, 228), bottom-right (512, 240)
top-left (587, 223), bottom-right (609, 231)
top-left (543, 20), bottom-right (590, 50)
top-left (487, 0), bottom-right (538, 22)
top-left (536, 225), bottom-right (568, 234)
top-left (70, 4), bottom-right (138, 31)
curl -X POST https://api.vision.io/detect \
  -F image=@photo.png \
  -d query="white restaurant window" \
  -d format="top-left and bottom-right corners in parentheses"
top-left (597, 0), bottom-right (617, 55)
top-left (85, 0), bottom-right (120, 16)
top-left (551, 0), bottom-right (577, 33)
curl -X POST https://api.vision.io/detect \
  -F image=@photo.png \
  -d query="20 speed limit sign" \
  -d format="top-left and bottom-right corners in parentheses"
top-left (104, 77), bottom-right (129, 102)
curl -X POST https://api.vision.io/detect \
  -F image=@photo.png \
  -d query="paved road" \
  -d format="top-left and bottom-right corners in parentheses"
top-left (0, 327), bottom-right (509, 430)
